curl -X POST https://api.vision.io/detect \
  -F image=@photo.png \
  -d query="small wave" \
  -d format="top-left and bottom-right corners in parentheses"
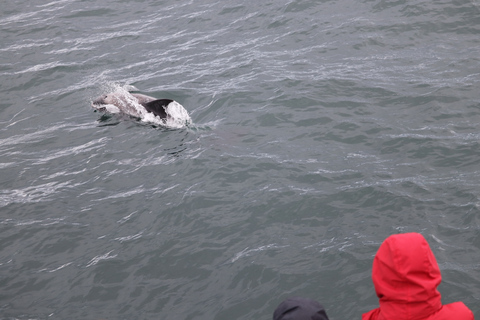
top-left (0, 39), bottom-right (54, 52)
top-left (36, 0), bottom-right (74, 8)
top-left (32, 137), bottom-right (109, 165)
top-left (117, 211), bottom-right (138, 224)
top-left (85, 250), bottom-right (117, 267)
top-left (114, 231), bottom-right (144, 243)
top-left (229, 244), bottom-right (288, 263)
top-left (0, 179), bottom-right (86, 208)
top-left (37, 262), bottom-right (73, 273)
top-left (92, 186), bottom-right (146, 202)
top-left (304, 238), bottom-right (354, 253)
top-left (0, 124), bottom-right (65, 150)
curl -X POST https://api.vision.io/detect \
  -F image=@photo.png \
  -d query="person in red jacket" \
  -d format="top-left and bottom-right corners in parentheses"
top-left (363, 232), bottom-right (474, 320)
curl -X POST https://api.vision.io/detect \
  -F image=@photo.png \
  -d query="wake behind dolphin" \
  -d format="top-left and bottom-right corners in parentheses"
top-left (91, 85), bottom-right (191, 128)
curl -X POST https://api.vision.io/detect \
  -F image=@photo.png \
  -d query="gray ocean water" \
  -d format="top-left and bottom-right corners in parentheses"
top-left (1, 0), bottom-right (480, 319)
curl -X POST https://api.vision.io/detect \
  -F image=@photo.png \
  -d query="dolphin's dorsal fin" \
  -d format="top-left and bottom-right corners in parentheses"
top-left (143, 99), bottom-right (173, 119)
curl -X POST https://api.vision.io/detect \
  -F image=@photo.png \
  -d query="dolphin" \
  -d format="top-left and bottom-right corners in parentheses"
top-left (91, 89), bottom-right (191, 127)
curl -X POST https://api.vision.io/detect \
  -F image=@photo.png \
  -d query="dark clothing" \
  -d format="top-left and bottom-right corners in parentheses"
top-left (273, 297), bottom-right (329, 320)
top-left (363, 233), bottom-right (474, 320)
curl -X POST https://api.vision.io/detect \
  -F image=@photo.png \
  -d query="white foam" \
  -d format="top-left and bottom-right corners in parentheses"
top-left (164, 101), bottom-right (192, 128)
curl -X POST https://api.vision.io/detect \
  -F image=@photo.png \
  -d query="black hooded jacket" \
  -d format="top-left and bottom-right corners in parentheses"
top-left (273, 297), bottom-right (330, 320)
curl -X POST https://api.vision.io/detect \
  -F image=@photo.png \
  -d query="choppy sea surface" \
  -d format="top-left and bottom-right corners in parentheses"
top-left (1, 0), bottom-right (480, 319)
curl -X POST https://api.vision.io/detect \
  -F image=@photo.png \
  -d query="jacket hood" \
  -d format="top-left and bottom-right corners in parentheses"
top-left (372, 233), bottom-right (442, 320)
top-left (273, 297), bottom-right (329, 320)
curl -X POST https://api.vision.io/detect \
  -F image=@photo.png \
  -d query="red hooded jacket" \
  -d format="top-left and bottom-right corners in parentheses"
top-left (362, 233), bottom-right (474, 320)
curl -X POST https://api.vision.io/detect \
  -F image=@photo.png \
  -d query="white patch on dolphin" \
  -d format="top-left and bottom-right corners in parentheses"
top-left (91, 86), bottom-right (191, 128)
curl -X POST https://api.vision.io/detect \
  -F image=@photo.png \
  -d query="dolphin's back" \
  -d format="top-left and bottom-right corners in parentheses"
top-left (131, 93), bottom-right (156, 105)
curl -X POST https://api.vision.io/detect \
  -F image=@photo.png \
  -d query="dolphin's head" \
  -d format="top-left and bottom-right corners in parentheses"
top-left (92, 93), bottom-right (115, 106)
top-left (91, 92), bottom-right (122, 113)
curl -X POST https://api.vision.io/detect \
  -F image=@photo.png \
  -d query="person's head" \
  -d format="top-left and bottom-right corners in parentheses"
top-left (273, 297), bottom-right (329, 320)
top-left (372, 233), bottom-right (442, 318)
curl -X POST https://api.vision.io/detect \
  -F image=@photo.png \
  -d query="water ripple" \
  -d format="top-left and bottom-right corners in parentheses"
top-left (1, 0), bottom-right (480, 318)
